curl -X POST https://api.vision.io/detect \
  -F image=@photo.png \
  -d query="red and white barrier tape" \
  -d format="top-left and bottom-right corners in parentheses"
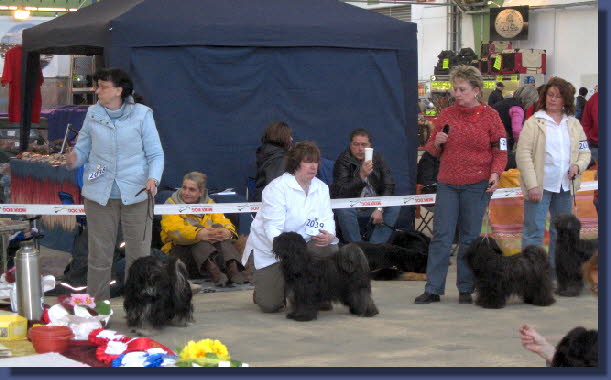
top-left (0, 181), bottom-right (598, 216)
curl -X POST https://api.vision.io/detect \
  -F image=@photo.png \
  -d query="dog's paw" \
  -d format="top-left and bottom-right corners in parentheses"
top-left (131, 327), bottom-right (158, 337)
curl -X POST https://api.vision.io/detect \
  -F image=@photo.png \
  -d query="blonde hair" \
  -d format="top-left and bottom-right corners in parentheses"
top-left (449, 65), bottom-right (483, 94)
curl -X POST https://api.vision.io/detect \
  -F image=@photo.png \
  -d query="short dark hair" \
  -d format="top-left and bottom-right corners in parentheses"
top-left (496, 82), bottom-right (504, 88)
top-left (285, 141), bottom-right (320, 174)
top-left (349, 128), bottom-right (372, 143)
top-left (261, 121), bottom-right (292, 150)
top-left (536, 77), bottom-right (576, 115)
top-left (579, 87), bottom-right (588, 97)
top-left (551, 327), bottom-right (598, 367)
top-left (93, 67), bottom-right (134, 101)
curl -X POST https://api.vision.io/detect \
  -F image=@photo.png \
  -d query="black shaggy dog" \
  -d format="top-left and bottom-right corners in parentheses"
top-left (465, 237), bottom-right (555, 309)
top-left (553, 214), bottom-right (598, 297)
top-left (123, 255), bottom-right (194, 336)
top-left (273, 232), bottom-right (379, 321)
top-left (355, 230), bottom-right (429, 280)
top-left (551, 327), bottom-right (598, 367)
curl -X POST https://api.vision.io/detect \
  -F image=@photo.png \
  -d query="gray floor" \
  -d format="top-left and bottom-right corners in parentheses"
top-left (98, 258), bottom-right (597, 367)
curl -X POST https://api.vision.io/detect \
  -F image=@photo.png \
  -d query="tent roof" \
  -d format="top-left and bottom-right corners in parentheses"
top-left (24, 0), bottom-right (415, 54)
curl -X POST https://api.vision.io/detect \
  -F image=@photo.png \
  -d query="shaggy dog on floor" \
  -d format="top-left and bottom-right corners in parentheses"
top-left (123, 255), bottom-right (194, 336)
top-left (273, 232), bottom-right (379, 321)
top-left (553, 214), bottom-right (598, 297)
top-left (465, 237), bottom-right (555, 309)
top-left (355, 230), bottom-right (430, 281)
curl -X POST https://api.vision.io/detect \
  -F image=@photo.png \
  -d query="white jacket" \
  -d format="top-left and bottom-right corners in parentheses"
top-left (242, 173), bottom-right (338, 270)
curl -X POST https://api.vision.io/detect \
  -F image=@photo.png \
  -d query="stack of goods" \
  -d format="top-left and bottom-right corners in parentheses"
top-left (480, 41), bottom-right (513, 75)
top-left (454, 48), bottom-right (479, 68)
top-left (434, 50), bottom-right (456, 75)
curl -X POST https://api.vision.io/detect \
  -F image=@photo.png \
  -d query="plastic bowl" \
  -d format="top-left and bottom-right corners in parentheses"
top-left (28, 326), bottom-right (74, 354)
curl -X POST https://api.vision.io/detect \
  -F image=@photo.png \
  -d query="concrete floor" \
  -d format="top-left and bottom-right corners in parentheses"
top-left (100, 257), bottom-right (598, 368)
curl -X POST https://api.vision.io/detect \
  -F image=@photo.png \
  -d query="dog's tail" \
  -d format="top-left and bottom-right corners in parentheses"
top-left (336, 244), bottom-right (371, 274)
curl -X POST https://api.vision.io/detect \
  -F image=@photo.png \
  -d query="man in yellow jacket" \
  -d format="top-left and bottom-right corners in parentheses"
top-left (161, 172), bottom-right (246, 286)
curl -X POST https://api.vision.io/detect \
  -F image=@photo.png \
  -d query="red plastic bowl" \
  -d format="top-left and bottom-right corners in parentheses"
top-left (28, 326), bottom-right (75, 354)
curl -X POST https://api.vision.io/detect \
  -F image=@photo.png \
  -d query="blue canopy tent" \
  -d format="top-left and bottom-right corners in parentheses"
top-left (21, 0), bottom-right (418, 226)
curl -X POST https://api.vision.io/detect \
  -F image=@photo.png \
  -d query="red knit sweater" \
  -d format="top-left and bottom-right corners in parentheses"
top-left (425, 103), bottom-right (507, 185)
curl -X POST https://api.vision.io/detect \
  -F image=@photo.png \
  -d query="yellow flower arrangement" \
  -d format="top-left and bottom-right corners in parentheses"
top-left (179, 339), bottom-right (230, 361)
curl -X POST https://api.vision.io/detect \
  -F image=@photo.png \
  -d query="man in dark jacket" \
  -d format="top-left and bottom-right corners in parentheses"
top-left (487, 82), bottom-right (504, 107)
top-left (331, 129), bottom-right (400, 244)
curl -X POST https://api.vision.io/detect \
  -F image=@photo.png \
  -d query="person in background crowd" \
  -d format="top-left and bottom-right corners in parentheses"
top-left (575, 87), bottom-right (588, 121)
top-left (414, 65), bottom-right (507, 305)
top-left (331, 129), bottom-right (400, 244)
top-left (243, 142), bottom-right (338, 313)
top-left (516, 77), bottom-right (591, 278)
top-left (161, 172), bottom-right (246, 286)
top-left (487, 82), bottom-right (504, 107)
top-left (254, 121), bottom-right (293, 202)
top-left (525, 84), bottom-right (546, 120)
top-left (66, 67), bottom-right (164, 302)
top-left (492, 85), bottom-right (540, 169)
top-left (580, 90), bottom-right (598, 164)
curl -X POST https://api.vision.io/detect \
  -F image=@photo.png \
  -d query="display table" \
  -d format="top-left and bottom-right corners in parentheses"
top-left (486, 169), bottom-right (598, 255)
top-left (9, 159), bottom-right (82, 252)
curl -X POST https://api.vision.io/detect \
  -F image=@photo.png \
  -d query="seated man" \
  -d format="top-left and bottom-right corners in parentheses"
top-left (331, 128), bottom-right (400, 244)
top-left (161, 171), bottom-right (246, 286)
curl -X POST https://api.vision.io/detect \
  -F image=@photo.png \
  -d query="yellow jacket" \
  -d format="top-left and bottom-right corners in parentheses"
top-left (160, 196), bottom-right (237, 254)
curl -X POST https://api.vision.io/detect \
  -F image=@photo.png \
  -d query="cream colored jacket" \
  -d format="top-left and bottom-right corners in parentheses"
top-left (516, 112), bottom-right (591, 195)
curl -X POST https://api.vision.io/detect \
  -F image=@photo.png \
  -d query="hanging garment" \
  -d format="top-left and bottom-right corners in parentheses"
top-left (1, 45), bottom-right (44, 123)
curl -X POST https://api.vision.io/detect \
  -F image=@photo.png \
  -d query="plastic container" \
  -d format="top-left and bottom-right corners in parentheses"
top-left (0, 313), bottom-right (28, 340)
top-left (28, 326), bottom-right (74, 354)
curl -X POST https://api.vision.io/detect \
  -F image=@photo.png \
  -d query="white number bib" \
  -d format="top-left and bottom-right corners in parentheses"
top-left (305, 217), bottom-right (325, 236)
top-left (499, 137), bottom-right (507, 151)
top-left (88, 166), bottom-right (107, 181)
top-left (579, 140), bottom-right (589, 151)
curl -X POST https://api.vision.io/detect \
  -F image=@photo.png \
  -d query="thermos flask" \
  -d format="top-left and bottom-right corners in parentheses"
top-left (15, 240), bottom-right (43, 321)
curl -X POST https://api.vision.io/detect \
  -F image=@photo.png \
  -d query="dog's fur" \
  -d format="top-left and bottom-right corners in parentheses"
top-left (553, 214), bottom-right (598, 297)
top-left (355, 230), bottom-right (429, 280)
top-left (551, 327), bottom-right (598, 367)
top-left (273, 232), bottom-right (379, 321)
top-left (465, 237), bottom-right (555, 309)
top-left (123, 255), bottom-right (194, 336)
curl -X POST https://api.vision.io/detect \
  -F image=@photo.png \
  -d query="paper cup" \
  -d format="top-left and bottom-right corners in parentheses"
top-left (364, 148), bottom-right (373, 162)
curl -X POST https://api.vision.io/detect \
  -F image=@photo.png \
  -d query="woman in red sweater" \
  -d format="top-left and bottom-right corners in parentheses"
top-left (415, 65), bottom-right (507, 305)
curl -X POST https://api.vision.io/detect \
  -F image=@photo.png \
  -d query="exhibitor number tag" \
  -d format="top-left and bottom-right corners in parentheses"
top-left (499, 137), bottom-right (507, 151)
top-left (305, 217), bottom-right (324, 236)
top-left (579, 141), bottom-right (589, 151)
top-left (88, 166), bottom-right (107, 181)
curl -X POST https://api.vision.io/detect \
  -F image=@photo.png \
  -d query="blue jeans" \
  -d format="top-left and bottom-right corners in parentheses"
top-left (335, 206), bottom-right (401, 244)
top-left (522, 189), bottom-right (573, 274)
top-left (425, 181), bottom-right (490, 295)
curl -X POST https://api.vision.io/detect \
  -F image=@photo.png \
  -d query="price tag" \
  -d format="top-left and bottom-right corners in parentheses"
top-left (425, 109), bottom-right (437, 116)
top-left (442, 58), bottom-right (449, 69)
top-left (7, 130), bottom-right (15, 137)
top-left (484, 81), bottom-right (496, 89)
top-left (511, 75), bottom-right (518, 81)
top-left (493, 56), bottom-right (502, 71)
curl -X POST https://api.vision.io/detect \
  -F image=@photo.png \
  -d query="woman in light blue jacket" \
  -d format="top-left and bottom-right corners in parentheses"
top-left (67, 68), bottom-right (164, 301)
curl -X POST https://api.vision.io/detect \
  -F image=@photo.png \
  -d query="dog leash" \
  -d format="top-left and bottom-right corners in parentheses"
top-left (135, 187), bottom-right (154, 241)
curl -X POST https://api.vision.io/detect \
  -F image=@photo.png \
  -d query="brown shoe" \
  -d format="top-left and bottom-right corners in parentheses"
top-left (226, 260), bottom-right (246, 284)
top-left (204, 259), bottom-right (228, 287)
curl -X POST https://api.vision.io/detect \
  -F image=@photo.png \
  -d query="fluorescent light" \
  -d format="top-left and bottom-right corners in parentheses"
top-left (38, 7), bottom-right (68, 12)
top-left (25, 7), bottom-right (38, 11)
top-left (8, 6), bottom-right (18, 10)
top-left (0, 6), bottom-right (9, 10)
top-left (13, 10), bottom-right (31, 20)
top-left (69, 8), bottom-right (78, 12)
